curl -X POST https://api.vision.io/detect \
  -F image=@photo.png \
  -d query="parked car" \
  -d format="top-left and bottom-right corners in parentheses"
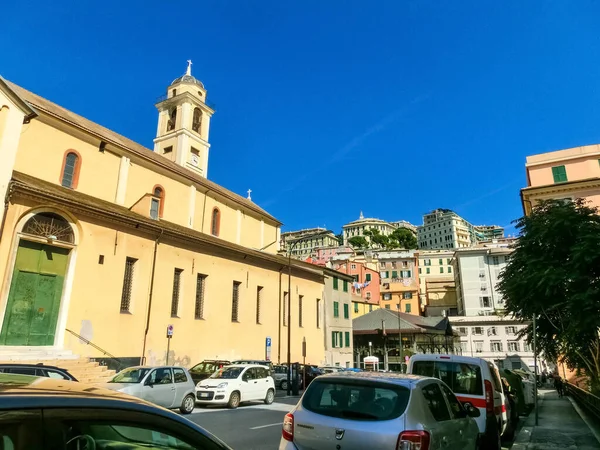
top-left (196, 364), bottom-right (276, 409)
top-left (103, 365), bottom-right (197, 414)
top-left (501, 368), bottom-right (527, 415)
top-left (280, 371), bottom-right (480, 450)
top-left (0, 363), bottom-right (77, 381)
top-left (272, 364), bottom-right (301, 390)
top-left (188, 359), bottom-right (231, 385)
top-left (281, 363), bottom-right (322, 388)
top-left (231, 359), bottom-right (274, 371)
top-left (408, 354), bottom-right (506, 450)
top-left (0, 373), bottom-right (231, 449)
top-left (319, 366), bottom-right (343, 374)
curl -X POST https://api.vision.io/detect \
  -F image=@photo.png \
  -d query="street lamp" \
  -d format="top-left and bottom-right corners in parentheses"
top-left (284, 230), bottom-right (330, 396)
top-left (397, 303), bottom-right (404, 373)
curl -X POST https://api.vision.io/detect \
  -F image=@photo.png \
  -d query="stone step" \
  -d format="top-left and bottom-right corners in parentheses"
top-left (0, 352), bottom-right (117, 384)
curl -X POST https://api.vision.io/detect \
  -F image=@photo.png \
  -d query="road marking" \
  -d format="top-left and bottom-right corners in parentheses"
top-left (250, 422), bottom-right (283, 430)
top-left (192, 402), bottom-right (293, 414)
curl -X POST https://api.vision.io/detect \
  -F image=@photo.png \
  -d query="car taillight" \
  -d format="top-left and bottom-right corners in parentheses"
top-left (282, 413), bottom-right (294, 442)
top-left (397, 430), bottom-right (430, 450)
top-left (484, 380), bottom-right (494, 415)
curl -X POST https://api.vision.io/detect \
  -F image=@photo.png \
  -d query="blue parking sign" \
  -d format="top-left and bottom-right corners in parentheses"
top-left (266, 336), bottom-right (272, 361)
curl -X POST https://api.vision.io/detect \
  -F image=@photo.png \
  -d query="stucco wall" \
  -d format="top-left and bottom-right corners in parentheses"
top-left (0, 199), bottom-right (325, 366)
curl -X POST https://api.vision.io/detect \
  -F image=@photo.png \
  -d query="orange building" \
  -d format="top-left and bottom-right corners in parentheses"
top-left (522, 144), bottom-right (600, 214)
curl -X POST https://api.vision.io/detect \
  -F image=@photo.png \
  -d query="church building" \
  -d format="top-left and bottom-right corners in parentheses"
top-left (0, 63), bottom-right (327, 370)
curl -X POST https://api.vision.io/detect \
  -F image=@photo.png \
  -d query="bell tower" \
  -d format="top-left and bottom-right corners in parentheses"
top-left (154, 60), bottom-right (214, 178)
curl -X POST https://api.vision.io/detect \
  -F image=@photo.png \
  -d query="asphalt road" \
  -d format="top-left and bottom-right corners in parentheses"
top-left (187, 398), bottom-right (298, 449)
top-left (185, 396), bottom-right (524, 450)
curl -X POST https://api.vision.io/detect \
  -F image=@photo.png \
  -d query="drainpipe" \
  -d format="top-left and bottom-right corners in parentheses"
top-left (201, 189), bottom-right (210, 232)
top-left (277, 266), bottom-right (283, 363)
top-left (0, 182), bottom-right (14, 246)
top-left (140, 229), bottom-right (163, 365)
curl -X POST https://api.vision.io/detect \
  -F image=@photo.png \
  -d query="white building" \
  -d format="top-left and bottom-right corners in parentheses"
top-left (281, 227), bottom-right (339, 259)
top-left (451, 245), bottom-right (534, 370)
top-left (454, 247), bottom-right (510, 315)
top-left (342, 212), bottom-right (397, 246)
top-left (449, 315), bottom-right (534, 370)
top-left (417, 209), bottom-right (505, 250)
top-left (417, 209), bottom-right (476, 250)
top-left (322, 268), bottom-right (354, 368)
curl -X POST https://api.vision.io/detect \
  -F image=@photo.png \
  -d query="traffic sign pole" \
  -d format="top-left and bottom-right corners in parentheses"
top-left (166, 325), bottom-right (174, 365)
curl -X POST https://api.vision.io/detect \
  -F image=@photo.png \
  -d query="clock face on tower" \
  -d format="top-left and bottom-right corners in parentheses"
top-left (191, 153), bottom-right (199, 166)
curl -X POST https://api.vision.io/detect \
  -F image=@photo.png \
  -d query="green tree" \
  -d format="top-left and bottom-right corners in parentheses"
top-left (388, 228), bottom-right (418, 249)
top-left (335, 233), bottom-right (344, 246)
top-left (348, 236), bottom-right (369, 249)
top-left (498, 199), bottom-right (600, 393)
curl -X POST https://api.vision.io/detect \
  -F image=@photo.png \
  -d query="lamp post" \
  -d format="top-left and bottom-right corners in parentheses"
top-left (284, 230), bottom-right (330, 396)
top-left (397, 303), bottom-right (404, 373)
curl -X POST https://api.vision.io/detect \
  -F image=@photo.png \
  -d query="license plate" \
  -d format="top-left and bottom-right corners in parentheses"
top-left (199, 392), bottom-right (209, 398)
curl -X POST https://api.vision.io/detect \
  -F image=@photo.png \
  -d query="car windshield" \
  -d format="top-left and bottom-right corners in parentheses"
top-left (412, 360), bottom-right (483, 396)
top-left (109, 368), bottom-right (151, 384)
top-left (189, 362), bottom-right (219, 375)
top-left (210, 367), bottom-right (244, 379)
top-left (302, 380), bottom-right (410, 421)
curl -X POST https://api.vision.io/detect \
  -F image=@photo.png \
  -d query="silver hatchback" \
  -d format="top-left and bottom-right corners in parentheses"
top-left (279, 372), bottom-right (481, 450)
top-left (103, 365), bottom-right (196, 414)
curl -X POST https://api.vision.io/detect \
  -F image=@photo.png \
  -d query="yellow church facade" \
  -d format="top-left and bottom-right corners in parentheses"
top-left (0, 65), bottom-right (327, 367)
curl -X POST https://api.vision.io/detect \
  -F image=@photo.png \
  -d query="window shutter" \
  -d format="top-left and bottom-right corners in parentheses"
top-left (332, 331), bottom-right (336, 348)
top-left (345, 332), bottom-right (350, 347)
top-left (552, 165), bottom-right (568, 183)
top-left (392, 270), bottom-right (398, 278)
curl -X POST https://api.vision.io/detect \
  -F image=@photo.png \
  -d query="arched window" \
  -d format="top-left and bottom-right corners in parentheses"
top-left (211, 208), bottom-right (220, 237)
top-left (192, 107), bottom-right (202, 133)
top-left (60, 150), bottom-right (81, 189)
top-left (166, 107), bottom-right (177, 132)
top-left (150, 186), bottom-right (165, 220)
top-left (22, 212), bottom-right (74, 243)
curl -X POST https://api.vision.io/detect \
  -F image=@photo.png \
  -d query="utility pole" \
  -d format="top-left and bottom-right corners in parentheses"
top-left (397, 304), bottom-right (403, 372)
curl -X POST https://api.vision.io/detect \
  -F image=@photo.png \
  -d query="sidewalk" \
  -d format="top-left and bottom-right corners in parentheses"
top-left (513, 389), bottom-right (600, 449)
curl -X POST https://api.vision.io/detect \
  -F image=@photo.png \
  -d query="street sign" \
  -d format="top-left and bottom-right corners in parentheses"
top-left (167, 324), bottom-right (174, 338)
top-left (265, 336), bottom-right (272, 361)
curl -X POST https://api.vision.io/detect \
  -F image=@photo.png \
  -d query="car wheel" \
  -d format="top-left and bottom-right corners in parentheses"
top-left (228, 391), bottom-right (241, 409)
top-left (180, 394), bottom-right (195, 414)
top-left (264, 389), bottom-right (275, 405)
top-left (280, 380), bottom-right (289, 391)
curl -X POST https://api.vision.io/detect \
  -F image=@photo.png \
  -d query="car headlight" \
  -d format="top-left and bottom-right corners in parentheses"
top-left (217, 382), bottom-right (228, 389)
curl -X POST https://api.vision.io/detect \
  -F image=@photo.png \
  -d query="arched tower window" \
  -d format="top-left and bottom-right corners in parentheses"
top-left (150, 186), bottom-right (165, 220)
top-left (166, 107), bottom-right (177, 132)
top-left (192, 107), bottom-right (202, 133)
top-left (60, 150), bottom-right (81, 189)
top-left (211, 208), bottom-right (220, 237)
top-left (22, 212), bottom-right (74, 244)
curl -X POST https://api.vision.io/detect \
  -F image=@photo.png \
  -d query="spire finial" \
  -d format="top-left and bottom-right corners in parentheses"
top-left (359, 211), bottom-right (364, 220)
top-left (186, 60), bottom-right (193, 76)
top-left (247, 189), bottom-right (252, 200)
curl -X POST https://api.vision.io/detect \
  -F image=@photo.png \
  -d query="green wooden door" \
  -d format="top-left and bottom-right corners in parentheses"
top-left (0, 240), bottom-right (70, 346)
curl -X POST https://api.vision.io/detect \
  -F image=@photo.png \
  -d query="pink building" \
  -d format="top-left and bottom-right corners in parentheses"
top-left (332, 260), bottom-right (380, 305)
top-left (312, 246), bottom-right (353, 266)
top-left (522, 144), bottom-right (600, 214)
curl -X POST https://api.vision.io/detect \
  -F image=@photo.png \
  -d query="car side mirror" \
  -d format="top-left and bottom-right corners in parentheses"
top-left (464, 404), bottom-right (480, 418)
top-left (145, 378), bottom-right (154, 387)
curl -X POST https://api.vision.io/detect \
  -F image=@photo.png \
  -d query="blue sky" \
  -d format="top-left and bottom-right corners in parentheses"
top-left (2, 1), bottom-right (600, 235)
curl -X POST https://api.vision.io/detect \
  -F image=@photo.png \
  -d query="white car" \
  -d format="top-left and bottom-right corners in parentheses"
top-left (195, 364), bottom-right (276, 409)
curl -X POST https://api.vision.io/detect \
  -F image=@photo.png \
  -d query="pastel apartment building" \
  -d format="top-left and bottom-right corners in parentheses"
top-left (378, 250), bottom-right (420, 315)
top-left (522, 144), bottom-right (600, 214)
